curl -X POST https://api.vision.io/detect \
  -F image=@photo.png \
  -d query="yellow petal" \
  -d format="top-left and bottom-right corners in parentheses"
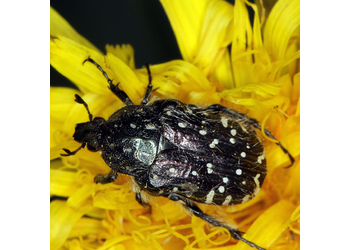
top-left (219, 74), bottom-right (291, 112)
top-left (50, 36), bottom-right (107, 94)
top-left (231, 0), bottom-right (254, 87)
top-left (67, 183), bottom-right (94, 209)
top-left (50, 169), bottom-right (81, 197)
top-left (161, 0), bottom-right (234, 80)
top-left (191, 216), bottom-right (207, 248)
top-left (160, 0), bottom-right (212, 62)
top-left (68, 217), bottom-right (104, 238)
top-left (244, 0), bottom-right (266, 66)
top-left (212, 48), bottom-right (234, 89)
top-left (105, 44), bottom-right (136, 69)
top-left (235, 199), bottom-right (296, 249)
top-left (269, 50), bottom-right (300, 82)
top-left (97, 236), bottom-right (134, 250)
top-left (194, 1), bottom-right (234, 77)
top-left (140, 59), bottom-right (214, 104)
top-left (263, 0), bottom-right (300, 61)
top-left (50, 7), bottom-right (100, 53)
top-left (51, 199), bottom-right (92, 250)
top-left (51, 120), bottom-right (65, 148)
top-left (50, 87), bottom-right (81, 123)
top-left (93, 182), bottom-right (134, 210)
top-left (150, 60), bottom-right (211, 91)
top-left (292, 73), bottom-right (300, 104)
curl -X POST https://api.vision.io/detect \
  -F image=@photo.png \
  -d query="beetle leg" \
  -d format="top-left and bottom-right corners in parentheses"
top-left (140, 63), bottom-right (154, 106)
top-left (83, 57), bottom-right (134, 106)
top-left (167, 194), bottom-right (265, 250)
top-left (94, 169), bottom-right (118, 184)
top-left (108, 82), bottom-right (134, 106)
top-left (250, 122), bottom-right (295, 167)
top-left (135, 192), bottom-right (152, 213)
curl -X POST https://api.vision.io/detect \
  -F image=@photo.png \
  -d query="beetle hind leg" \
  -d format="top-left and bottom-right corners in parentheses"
top-left (168, 194), bottom-right (265, 250)
top-left (251, 122), bottom-right (295, 167)
top-left (135, 191), bottom-right (152, 213)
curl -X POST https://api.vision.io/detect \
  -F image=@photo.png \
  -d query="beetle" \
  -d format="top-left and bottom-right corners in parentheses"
top-left (61, 58), bottom-right (294, 250)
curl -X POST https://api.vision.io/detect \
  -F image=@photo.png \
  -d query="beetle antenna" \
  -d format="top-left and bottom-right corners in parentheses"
top-left (74, 94), bottom-right (93, 121)
top-left (61, 143), bottom-right (86, 156)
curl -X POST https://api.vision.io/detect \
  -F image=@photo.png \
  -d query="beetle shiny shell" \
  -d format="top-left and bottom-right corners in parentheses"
top-left (61, 58), bottom-right (294, 250)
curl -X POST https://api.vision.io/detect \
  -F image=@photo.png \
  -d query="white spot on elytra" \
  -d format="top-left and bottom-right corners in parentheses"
top-left (241, 152), bottom-right (246, 158)
top-left (230, 129), bottom-right (237, 136)
top-left (218, 186), bottom-right (225, 193)
top-left (241, 174), bottom-right (262, 204)
top-left (130, 123), bottom-right (136, 128)
top-left (242, 194), bottom-right (251, 203)
top-left (178, 122), bottom-right (186, 128)
top-left (207, 168), bottom-right (213, 174)
top-left (145, 124), bottom-right (156, 130)
top-left (246, 145), bottom-right (250, 149)
top-left (240, 125), bottom-right (248, 133)
top-left (223, 177), bottom-right (229, 183)
top-left (229, 138), bottom-right (235, 144)
top-left (257, 152), bottom-right (265, 164)
top-left (236, 169), bottom-right (242, 175)
top-left (221, 117), bottom-right (228, 128)
top-left (242, 181), bottom-right (246, 185)
top-left (172, 187), bottom-right (178, 192)
top-left (210, 139), bottom-right (219, 148)
top-left (166, 111), bottom-right (172, 115)
top-left (207, 163), bottom-right (213, 168)
top-left (199, 130), bottom-right (207, 135)
top-left (192, 171), bottom-right (198, 176)
top-left (205, 190), bottom-right (215, 204)
top-left (254, 174), bottom-right (261, 187)
top-left (169, 168), bottom-right (175, 173)
top-left (253, 174), bottom-right (261, 196)
top-left (222, 195), bottom-right (232, 206)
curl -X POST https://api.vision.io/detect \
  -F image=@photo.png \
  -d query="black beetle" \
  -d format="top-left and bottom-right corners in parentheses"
top-left (61, 58), bottom-right (294, 250)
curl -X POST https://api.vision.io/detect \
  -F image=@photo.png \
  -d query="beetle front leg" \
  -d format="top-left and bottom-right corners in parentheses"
top-left (141, 64), bottom-right (153, 106)
top-left (94, 169), bottom-right (118, 184)
top-left (168, 194), bottom-right (265, 250)
top-left (83, 57), bottom-right (134, 106)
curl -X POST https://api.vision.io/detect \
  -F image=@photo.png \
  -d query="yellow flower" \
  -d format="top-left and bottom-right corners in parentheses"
top-left (50, 0), bottom-right (299, 249)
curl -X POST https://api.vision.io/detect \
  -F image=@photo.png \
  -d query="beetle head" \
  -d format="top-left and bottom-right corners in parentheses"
top-left (61, 94), bottom-right (106, 157)
top-left (73, 117), bottom-right (106, 152)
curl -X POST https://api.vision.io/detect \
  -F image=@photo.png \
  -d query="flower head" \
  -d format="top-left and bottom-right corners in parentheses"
top-left (50, 0), bottom-right (300, 249)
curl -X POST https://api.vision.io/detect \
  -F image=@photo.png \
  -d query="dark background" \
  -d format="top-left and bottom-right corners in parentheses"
top-left (50, 1), bottom-right (182, 87)
top-left (50, 0), bottom-right (240, 88)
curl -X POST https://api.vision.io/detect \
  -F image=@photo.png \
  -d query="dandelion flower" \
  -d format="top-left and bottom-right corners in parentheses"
top-left (50, 0), bottom-right (300, 249)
